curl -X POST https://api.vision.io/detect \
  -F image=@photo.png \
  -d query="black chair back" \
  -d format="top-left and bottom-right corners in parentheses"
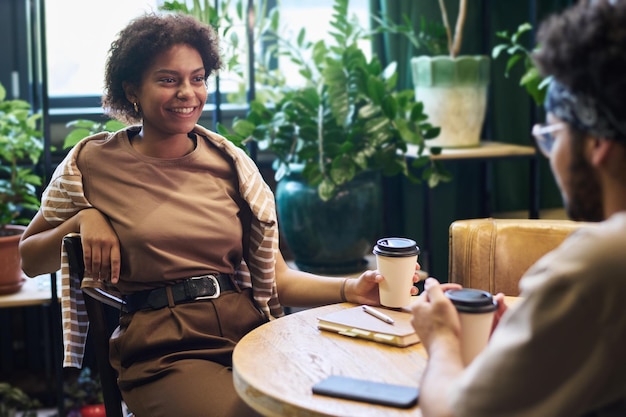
top-left (63, 235), bottom-right (125, 417)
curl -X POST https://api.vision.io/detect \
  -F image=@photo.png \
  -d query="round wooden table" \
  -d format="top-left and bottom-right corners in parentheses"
top-left (233, 302), bottom-right (427, 417)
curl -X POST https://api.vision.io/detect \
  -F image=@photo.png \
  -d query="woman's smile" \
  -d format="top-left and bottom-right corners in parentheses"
top-left (169, 106), bottom-right (199, 115)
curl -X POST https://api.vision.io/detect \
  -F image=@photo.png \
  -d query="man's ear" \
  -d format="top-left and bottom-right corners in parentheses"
top-left (589, 137), bottom-right (613, 167)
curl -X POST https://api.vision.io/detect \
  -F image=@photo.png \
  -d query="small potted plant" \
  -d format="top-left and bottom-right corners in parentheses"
top-left (63, 367), bottom-right (105, 417)
top-left (0, 81), bottom-right (43, 294)
top-left (0, 382), bottom-right (41, 417)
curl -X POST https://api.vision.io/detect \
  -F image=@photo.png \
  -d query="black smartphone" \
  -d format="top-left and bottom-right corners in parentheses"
top-left (312, 375), bottom-right (419, 409)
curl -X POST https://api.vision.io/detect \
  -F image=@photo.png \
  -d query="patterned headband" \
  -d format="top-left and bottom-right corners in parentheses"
top-left (544, 79), bottom-right (626, 141)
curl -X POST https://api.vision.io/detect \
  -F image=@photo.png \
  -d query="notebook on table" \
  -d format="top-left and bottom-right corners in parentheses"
top-left (317, 305), bottom-right (420, 347)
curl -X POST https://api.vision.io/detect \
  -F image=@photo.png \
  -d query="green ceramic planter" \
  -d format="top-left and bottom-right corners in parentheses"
top-left (411, 55), bottom-right (490, 148)
top-left (276, 170), bottom-right (382, 274)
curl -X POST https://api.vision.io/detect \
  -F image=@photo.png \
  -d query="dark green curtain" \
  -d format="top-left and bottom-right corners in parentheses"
top-left (370, 0), bottom-right (574, 279)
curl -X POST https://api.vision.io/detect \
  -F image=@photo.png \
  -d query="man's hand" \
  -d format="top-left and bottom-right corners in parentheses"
top-left (409, 278), bottom-right (464, 417)
top-left (410, 278), bottom-right (462, 353)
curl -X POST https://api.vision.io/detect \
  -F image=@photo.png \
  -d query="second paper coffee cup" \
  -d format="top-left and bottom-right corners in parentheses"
top-left (445, 288), bottom-right (497, 365)
top-left (373, 237), bottom-right (419, 308)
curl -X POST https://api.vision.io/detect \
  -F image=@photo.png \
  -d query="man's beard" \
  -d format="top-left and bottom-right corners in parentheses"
top-left (564, 145), bottom-right (604, 222)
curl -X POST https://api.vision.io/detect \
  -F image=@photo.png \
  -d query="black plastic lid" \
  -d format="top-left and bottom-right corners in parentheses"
top-left (372, 237), bottom-right (420, 257)
top-left (445, 289), bottom-right (497, 314)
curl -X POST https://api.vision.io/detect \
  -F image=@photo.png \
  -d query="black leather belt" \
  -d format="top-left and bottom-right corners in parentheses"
top-left (124, 274), bottom-right (235, 313)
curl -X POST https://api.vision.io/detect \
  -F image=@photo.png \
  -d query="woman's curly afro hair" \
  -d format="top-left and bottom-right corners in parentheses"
top-left (102, 12), bottom-right (222, 125)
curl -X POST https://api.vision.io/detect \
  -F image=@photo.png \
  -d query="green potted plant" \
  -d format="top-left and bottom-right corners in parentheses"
top-left (0, 381), bottom-right (41, 417)
top-left (221, 0), bottom-right (448, 273)
top-left (0, 81), bottom-right (43, 294)
top-left (412, 0), bottom-right (490, 148)
top-left (63, 367), bottom-right (105, 417)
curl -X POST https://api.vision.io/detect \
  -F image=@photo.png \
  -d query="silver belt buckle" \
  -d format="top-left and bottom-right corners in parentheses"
top-left (192, 275), bottom-right (221, 300)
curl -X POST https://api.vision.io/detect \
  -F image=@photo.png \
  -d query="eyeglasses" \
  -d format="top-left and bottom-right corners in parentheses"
top-left (532, 123), bottom-right (565, 157)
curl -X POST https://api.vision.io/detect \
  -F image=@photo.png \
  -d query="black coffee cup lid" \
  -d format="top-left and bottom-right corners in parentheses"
top-left (372, 237), bottom-right (420, 257)
top-left (445, 289), bottom-right (497, 313)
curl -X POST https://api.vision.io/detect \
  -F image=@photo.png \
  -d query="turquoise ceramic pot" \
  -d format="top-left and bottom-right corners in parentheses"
top-left (411, 55), bottom-right (490, 148)
top-left (276, 170), bottom-right (382, 274)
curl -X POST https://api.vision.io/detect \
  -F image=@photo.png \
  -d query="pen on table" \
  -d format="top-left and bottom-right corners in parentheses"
top-left (362, 305), bottom-right (395, 325)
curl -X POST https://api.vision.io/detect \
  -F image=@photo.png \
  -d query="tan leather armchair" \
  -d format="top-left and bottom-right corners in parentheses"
top-left (448, 218), bottom-right (585, 296)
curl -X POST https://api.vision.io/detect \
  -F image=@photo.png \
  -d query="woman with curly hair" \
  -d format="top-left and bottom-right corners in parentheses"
top-left (19, 12), bottom-right (420, 417)
top-left (410, 1), bottom-right (626, 416)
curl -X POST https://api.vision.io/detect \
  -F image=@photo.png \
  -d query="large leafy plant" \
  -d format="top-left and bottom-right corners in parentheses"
top-left (0, 82), bottom-right (43, 231)
top-left (221, 0), bottom-right (449, 201)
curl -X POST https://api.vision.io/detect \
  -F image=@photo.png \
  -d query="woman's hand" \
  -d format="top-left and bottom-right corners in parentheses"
top-left (77, 208), bottom-right (121, 284)
top-left (345, 263), bottom-right (423, 305)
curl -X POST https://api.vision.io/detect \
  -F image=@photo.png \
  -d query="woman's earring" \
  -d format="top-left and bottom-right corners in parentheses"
top-left (133, 102), bottom-right (140, 114)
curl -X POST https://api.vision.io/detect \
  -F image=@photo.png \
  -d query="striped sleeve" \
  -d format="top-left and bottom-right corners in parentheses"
top-left (42, 135), bottom-right (105, 367)
top-left (60, 240), bottom-right (89, 368)
top-left (41, 140), bottom-right (93, 226)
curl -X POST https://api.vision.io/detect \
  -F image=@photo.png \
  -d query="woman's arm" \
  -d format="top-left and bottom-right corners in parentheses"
top-left (20, 208), bottom-right (121, 283)
top-left (19, 210), bottom-right (81, 276)
top-left (274, 251), bottom-right (420, 307)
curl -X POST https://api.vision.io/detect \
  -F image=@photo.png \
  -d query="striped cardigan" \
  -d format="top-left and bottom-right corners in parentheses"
top-left (41, 125), bottom-right (284, 367)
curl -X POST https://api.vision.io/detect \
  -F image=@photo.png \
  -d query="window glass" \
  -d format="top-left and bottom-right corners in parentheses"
top-left (46, 0), bottom-right (160, 98)
top-left (45, 0), bottom-right (370, 103)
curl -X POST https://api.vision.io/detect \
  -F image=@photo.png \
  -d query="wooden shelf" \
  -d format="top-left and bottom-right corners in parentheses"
top-left (406, 141), bottom-right (536, 161)
top-left (0, 273), bottom-right (60, 308)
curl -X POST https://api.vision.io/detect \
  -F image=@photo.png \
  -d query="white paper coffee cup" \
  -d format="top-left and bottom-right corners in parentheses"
top-left (373, 238), bottom-right (419, 308)
top-left (445, 288), bottom-right (497, 365)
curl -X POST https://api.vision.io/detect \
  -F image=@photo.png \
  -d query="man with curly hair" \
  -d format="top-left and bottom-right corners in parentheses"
top-left (410, 1), bottom-right (626, 416)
